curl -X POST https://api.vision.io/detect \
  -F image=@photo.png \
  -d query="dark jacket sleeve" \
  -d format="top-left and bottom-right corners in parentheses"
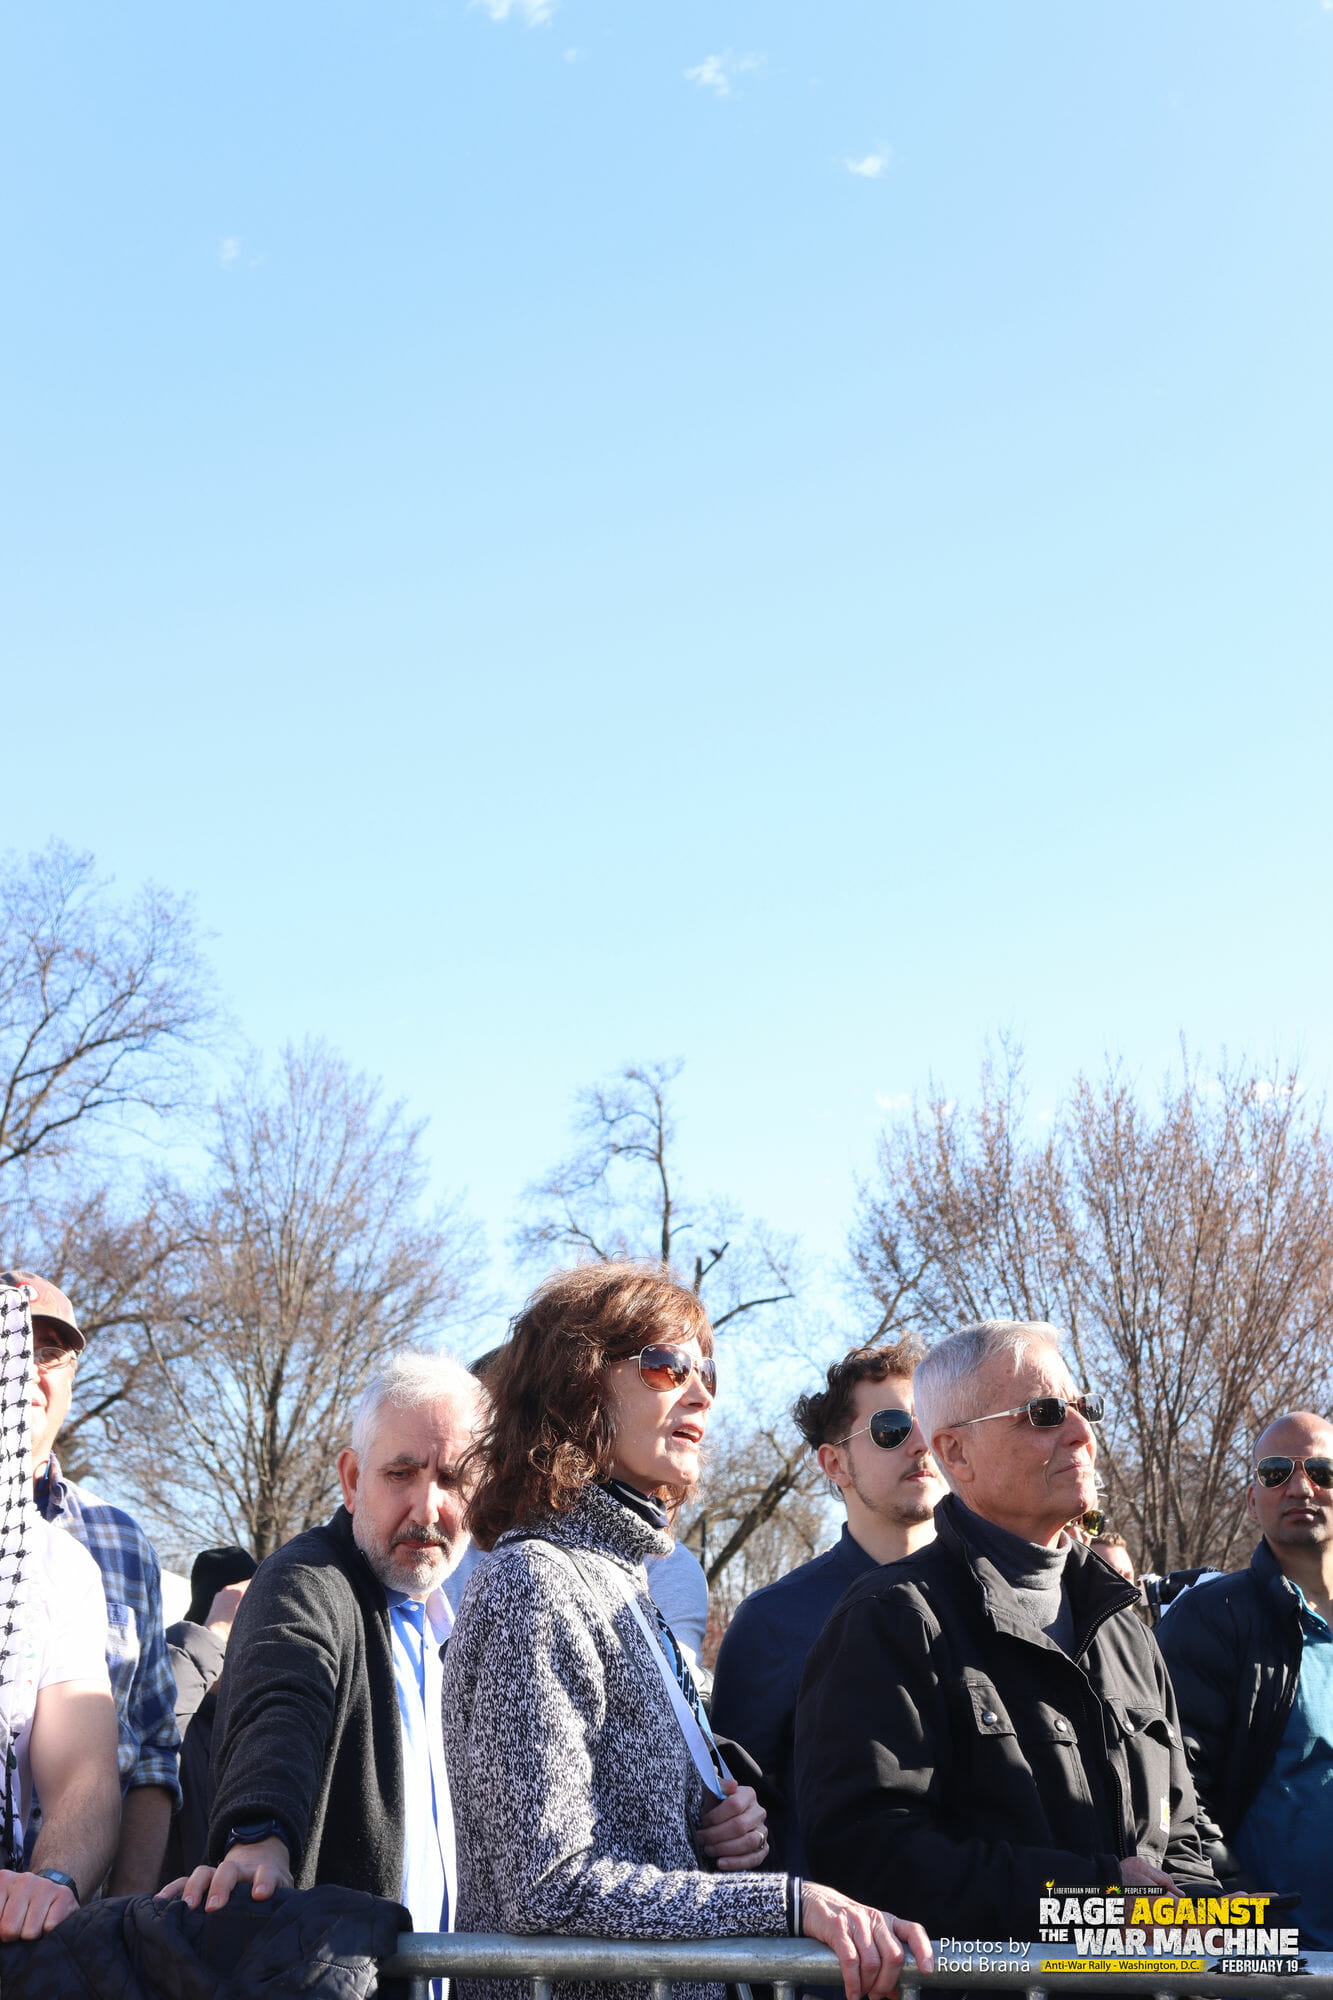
top-left (710, 1594), bottom-right (796, 1787)
top-left (166, 1621), bottom-right (227, 1735)
top-left (206, 1557), bottom-right (346, 1872)
top-left (710, 1593), bottom-right (803, 1869)
top-left (795, 1590), bottom-right (1120, 1933)
top-left (1155, 1585), bottom-right (1243, 1866)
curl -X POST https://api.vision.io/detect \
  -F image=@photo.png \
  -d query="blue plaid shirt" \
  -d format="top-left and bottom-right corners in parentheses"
top-left (37, 1457), bottom-right (182, 1805)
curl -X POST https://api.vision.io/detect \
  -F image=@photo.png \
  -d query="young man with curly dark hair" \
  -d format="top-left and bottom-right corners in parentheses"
top-left (710, 1337), bottom-right (940, 1873)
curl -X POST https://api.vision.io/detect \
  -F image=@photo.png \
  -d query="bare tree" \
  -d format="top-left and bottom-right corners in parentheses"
top-left (515, 1059), bottom-right (812, 1587)
top-left (115, 1041), bottom-right (486, 1561)
top-left (851, 1041), bottom-right (1333, 1572)
top-left (1061, 1059), bottom-right (1333, 1571)
top-left (516, 1059), bottom-right (797, 1325)
top-left (0, 842), bottom-right (213, 1192)
top-left (7, 1177), bottom-right (201, 1484)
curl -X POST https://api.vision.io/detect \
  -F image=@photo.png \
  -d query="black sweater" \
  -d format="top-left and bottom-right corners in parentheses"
top-left (208, 1507), bottom-right (405, 1898)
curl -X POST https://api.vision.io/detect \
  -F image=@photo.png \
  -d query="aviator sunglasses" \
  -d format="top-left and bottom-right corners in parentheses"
top-left (629, 1344), bottom-right (717, 1397)
top-left (1254, 1454), bottom-right (1333, 1490)
top-left (960, 1393), bottom-right (1105, 1430)
top-left (834, 1408), bottom-right (916, 1451)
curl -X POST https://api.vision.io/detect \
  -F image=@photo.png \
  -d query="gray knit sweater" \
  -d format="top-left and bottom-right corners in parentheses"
top-left (441, 1483), bottom-right (789, 2000)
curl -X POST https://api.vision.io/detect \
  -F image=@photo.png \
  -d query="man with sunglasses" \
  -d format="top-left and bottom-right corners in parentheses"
top-left (796, 1319), bottom-right (1212, 1938)
top-left (1157, 1410), bottom-right (1333, 1944)
top-left (710, 1340), bottom-right (939, 1874)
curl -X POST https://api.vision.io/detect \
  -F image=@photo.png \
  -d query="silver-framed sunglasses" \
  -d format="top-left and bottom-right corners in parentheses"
top-left (959, 1393), bottom-right (1105, 1430)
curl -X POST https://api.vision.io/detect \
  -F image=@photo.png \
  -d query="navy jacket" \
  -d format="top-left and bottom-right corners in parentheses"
top-left (710, 1525), bottom-right (878, 1872)
top-left (1155, 1538), bottom-right (1304, 1882)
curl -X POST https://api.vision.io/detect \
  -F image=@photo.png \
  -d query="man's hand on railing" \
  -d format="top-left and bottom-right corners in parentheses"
top-left (799, 1882), bottom-right (935, 2000)
top-left (698, 1778), bottom-right (770, 1872)
top-left (157, 1835), bottom-right (294, 1913)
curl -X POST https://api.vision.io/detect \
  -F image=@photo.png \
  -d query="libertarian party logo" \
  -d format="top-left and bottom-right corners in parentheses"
top-left (1033, 1887), bottom-right (1302, 1976)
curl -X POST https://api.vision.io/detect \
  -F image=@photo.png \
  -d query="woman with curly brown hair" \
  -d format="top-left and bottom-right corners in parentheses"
top-left (442, 1261), bottom-right (930, 2000)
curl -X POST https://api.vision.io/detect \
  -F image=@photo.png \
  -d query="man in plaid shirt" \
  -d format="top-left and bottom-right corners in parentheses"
top-left (12, 1271), bottom-right (181, 1893)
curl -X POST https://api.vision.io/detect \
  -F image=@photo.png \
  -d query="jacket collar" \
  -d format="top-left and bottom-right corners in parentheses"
top-left (1251, 1534), bottom-right (1310, 1623)
top-left (833, 1522), bottom-right (880, 1579)
top-left (937, 1492), bottom-right (1137, 1650)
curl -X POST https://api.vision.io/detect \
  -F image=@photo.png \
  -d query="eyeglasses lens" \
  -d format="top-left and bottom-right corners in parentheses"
top-left (1030, 1394), bottom-right (1103, 1428)
top-left (34, 1343), bottom-right (73, 1372)
top-left (637, 1346), bottom-right (716, 1396)
top-left (868, 1409), bottom-right (915, 1450)
top-left (1256, 1455), bottom-right (1333, 1490)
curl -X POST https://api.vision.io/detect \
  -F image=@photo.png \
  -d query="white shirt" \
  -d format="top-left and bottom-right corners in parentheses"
top-left (10, 1519), bottom-right (110, 1847)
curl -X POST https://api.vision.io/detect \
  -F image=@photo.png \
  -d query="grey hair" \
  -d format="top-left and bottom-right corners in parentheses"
top-left (914, 1319), bottom-right (1069, 1471)
top-left (350, 1350), bottom-right (486, 1458)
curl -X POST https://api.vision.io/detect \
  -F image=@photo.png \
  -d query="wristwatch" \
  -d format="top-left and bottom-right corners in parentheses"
top-left (33, 1867), bottom-right (79, 1902)
top-left (227, 1819), bottom-right (289, 1849)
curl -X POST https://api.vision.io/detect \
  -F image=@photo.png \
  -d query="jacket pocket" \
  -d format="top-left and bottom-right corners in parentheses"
top-left (1106, 1700), bottom-right (1177, 1856)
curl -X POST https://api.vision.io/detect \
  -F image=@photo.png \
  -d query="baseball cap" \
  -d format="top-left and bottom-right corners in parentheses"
top-left (0, 1270), bottom-right (86, 1354)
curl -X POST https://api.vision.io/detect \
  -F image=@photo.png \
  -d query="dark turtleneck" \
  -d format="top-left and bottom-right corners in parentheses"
top-left (599, 1476), bottom-right (670, 1533)
top-left (964, 1506), bottom-right (1076, 1651)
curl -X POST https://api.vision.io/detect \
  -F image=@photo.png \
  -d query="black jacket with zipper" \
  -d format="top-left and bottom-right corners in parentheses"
top-left (794, 1494), bottom-right (1212, 1938)
top-left (1155, 1538), bottom-right (1303, 1885)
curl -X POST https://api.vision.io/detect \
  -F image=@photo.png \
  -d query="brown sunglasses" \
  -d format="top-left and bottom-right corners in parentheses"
top-left (628, 1344), bottom-right (717, 1396)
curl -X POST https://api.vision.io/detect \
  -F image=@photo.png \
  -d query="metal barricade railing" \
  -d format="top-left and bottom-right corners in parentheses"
top-left (377, 1934), bottom-right (1333, 2000)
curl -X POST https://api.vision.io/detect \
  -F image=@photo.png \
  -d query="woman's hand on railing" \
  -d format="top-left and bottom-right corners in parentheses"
top-left (697, 1778), bottom-right (770, 1872)
top-left (799, 1882), bottom-right (934, 2000)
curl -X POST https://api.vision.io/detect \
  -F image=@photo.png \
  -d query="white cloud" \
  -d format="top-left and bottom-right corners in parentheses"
top-left (685, 50), bottom-right (763, 98)
top-left (472, 0), bottom-right (555, 23)
top-left (844, 146), bottom-right (892, 179)
top-left (563, 46), bottom-right (580, 61)
top-left (874, 1092), bottom-right (913, 1114)
top-left (218, 236), bottom-right (242, 266)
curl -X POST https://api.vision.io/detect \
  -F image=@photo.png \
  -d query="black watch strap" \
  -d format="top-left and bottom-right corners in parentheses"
top-left (227, 1818), bottom-right (290, 1849)
top-left (33, 1866), bottom-right (79, 1902)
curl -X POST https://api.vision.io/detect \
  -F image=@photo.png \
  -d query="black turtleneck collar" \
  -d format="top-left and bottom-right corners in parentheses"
top-left (599, 1476), bottom-right (670, 1533)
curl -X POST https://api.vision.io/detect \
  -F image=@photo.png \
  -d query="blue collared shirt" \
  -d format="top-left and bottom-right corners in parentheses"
top-left (36, 1456), bottom-right (181, 1806)
top-left (385, 1584), bottom-right (456, 1941)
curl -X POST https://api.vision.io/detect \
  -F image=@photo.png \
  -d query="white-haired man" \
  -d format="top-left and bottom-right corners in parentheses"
top-left (795, 1320), bottom-right (1213, 1939)
top-left (171, 1352), bottom-right (486, 1943)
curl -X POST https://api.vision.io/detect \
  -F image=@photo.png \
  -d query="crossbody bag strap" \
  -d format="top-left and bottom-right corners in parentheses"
top-left (524, 1536), bottom-right (730, 1803)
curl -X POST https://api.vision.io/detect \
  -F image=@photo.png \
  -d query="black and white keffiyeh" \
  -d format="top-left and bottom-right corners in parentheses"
top-left (0, 1282), bottom-right (35, 1870)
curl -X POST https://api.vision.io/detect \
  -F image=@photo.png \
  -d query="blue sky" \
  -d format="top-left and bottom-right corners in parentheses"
top-left (5, 0), bottom-right (1331, 1338)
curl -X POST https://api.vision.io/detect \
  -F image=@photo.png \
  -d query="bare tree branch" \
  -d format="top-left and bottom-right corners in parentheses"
top-left (0, 842), bottom-right (215, 1182)
top-left (851, 1040), bottom-right (1333, 1571)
